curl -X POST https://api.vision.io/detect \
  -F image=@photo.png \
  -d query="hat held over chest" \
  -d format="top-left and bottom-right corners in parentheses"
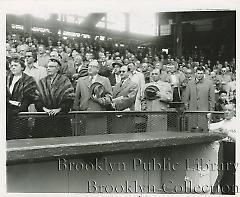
top-left (78, 68), bottom-right (88, 78)
top-left (144, 85), bottom-right (159, 100)
top-left (90, 81), bottom-right (105, 98)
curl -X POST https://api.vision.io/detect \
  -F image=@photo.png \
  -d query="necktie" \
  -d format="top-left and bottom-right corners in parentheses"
top-left (90, 76), bottom-right (93, 83)
top-left (120, 80), bottom-right (124, 87)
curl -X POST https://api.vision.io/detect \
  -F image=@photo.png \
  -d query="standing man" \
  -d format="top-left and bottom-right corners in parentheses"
top-left (109, 65), bottom-right (138, 134)
top-left (209, 104), bottom-right (236, 195)
top-left (183, 66), bottom-right (215, 111)
top-left (73, 59), bottom-right (112, 111)
top-left (143, 69), bottom-right (173, 111)
top-left (142, 69), bottom-right (173, 132)
top-left (183, 66), bottom-right (215, 131)
top-left (112, 65), bottom-right (138, 111)
top-left (73, 60), bottom-right (112, 135)
top-left (128, 62), bottom-right (145, 111)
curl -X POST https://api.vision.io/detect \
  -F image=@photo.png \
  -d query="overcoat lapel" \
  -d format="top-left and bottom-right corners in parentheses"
top-left (115, 79), bottom-right (130, 96)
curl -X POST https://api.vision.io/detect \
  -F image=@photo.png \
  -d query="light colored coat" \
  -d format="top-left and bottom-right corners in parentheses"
top-left (129, 71), bottom-right (145, 111)
top-left (73, 74), bottom-right (112, 111)
top-left (143, 81), bottom-right (173, 111)
top-left (182, 77), bottom-right (215, 111)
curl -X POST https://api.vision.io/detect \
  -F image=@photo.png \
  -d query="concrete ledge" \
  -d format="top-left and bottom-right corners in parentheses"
top-left (7, 131), bottom-right (226, 164)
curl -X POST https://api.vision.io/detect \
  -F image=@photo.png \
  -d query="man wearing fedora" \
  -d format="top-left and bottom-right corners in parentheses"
top-left (108, 62), bottom-right (122, 86)
top-left (142, 68), bottom-right (173, 132)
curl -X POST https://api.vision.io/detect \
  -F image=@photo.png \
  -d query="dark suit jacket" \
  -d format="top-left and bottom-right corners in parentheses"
top-left (108, 73), bottom-right (117, 86)
top-left (73, 74), bottom-right (112, 111)
top-left (112, 78), bottom-right (138, 111)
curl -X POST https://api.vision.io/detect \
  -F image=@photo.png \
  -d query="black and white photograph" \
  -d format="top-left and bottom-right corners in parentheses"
top-left (2, 0), bottom-right (239, 195)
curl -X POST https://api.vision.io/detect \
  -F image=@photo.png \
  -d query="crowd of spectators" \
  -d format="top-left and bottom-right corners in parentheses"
top-left (6, 32), bottom-right (236, 138)
top-left (6, 32), bottom-right (236, 103)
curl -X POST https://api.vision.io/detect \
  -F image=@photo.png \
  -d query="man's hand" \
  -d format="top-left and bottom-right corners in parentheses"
top-left (91, 94), bottom-right (103, 104)
top-left (92, 94), bottom-right (99, 102)
top-left (9, 100), bottom-right (21, 106)
top-left (72, 73), bottom-right (79, 79)
top-left (43, 107), bottom-right (61, 116)
top-left (49, 108), bottom-right (62, 116)
top-left (111, 102), bottom-right (116, 110)
top-left (211, 127), bottom-right (224, 133)
top-left (43, 107), bottom-right (51, 114)
top-left (156, 91), bottom-right (161, 99)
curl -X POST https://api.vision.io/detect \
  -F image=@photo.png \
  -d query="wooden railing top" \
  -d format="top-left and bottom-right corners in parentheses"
top-left (7, 131), bottom-right (226, 164)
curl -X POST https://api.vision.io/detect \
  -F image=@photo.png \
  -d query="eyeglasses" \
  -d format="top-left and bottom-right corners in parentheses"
top-left (47, 65), bottom-right (57, 68)
top-left (49, 59), bottom-right (59, 63)
top-left (120, 70), bottom-right (126, 73)
top-left (10, 63), bottom-right (20, 67)
top-left (88, 65), bottom-right (98, 68)
top-left (151, 73), bottom-right (159, 75)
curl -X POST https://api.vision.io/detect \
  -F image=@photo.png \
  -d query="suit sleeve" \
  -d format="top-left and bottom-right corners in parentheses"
top-left (114, 83), bottom-right (138, 111)
top-left (139, 73), bottom-right (145, 98)
top-left (73, 79), bottom-right (81, 110)
top-left (159, 83), bottom-right (173, 102)
top-left (208, 81), bottom-right (216, 111)
top-left (182, 82), bottom-right (190, 110)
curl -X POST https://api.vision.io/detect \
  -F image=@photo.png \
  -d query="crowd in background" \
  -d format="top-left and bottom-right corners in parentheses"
top-left (6, 32), bottom-right (236, 139)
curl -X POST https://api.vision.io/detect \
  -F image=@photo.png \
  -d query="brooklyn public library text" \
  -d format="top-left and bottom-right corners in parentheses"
top-left (58, 157), bottom-right (179, 174)
top-left (58, 157), bottom-right (239, 174)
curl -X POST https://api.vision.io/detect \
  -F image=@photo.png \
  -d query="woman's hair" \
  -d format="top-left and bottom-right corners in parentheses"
top-left (26, 49), bottom-right (38, 62)
top-left (9, 53), bottom-right (26, 71)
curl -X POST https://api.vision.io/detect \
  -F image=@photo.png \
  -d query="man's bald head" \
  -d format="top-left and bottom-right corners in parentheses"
top-left (151, 68), bottom-right (160, 82)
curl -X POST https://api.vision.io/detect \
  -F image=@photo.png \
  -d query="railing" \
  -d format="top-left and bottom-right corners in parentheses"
top-left (8, 110), bottom-right (224, 140)
top-left (182, 111), bottom-right (224, 133)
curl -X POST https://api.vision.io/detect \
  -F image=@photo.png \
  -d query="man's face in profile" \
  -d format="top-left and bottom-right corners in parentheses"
top-left (224, 104), bottom-right (235, 120)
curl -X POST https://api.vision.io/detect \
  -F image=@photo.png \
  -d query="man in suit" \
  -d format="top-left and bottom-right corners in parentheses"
top-left (182, 66), bottom-right (215, 111)
top-left (108, 62), bottom-right (122, 86)
top-left (142, 68), bottom-right (173, 132)
top-left (73, 59), bottom-right (112, 111)
top-left (112, 65), bottom-right (138, 111)
top-left (143, 68), bottom-right (173, 111)
top-left (161, 63), bottom-right (185, 102)
top-left (182, 66), bottom-right (215, 132)
top-left (73, 59), bottom-right (113, 135)
top-left (98, 54), bottom-right (112, 78)
top-left (109, 65), bottom-right (138, 134)
top-left (128, 62), bottom-right (145, 110)
top-left (72, 54), bottom-right (87, 79)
